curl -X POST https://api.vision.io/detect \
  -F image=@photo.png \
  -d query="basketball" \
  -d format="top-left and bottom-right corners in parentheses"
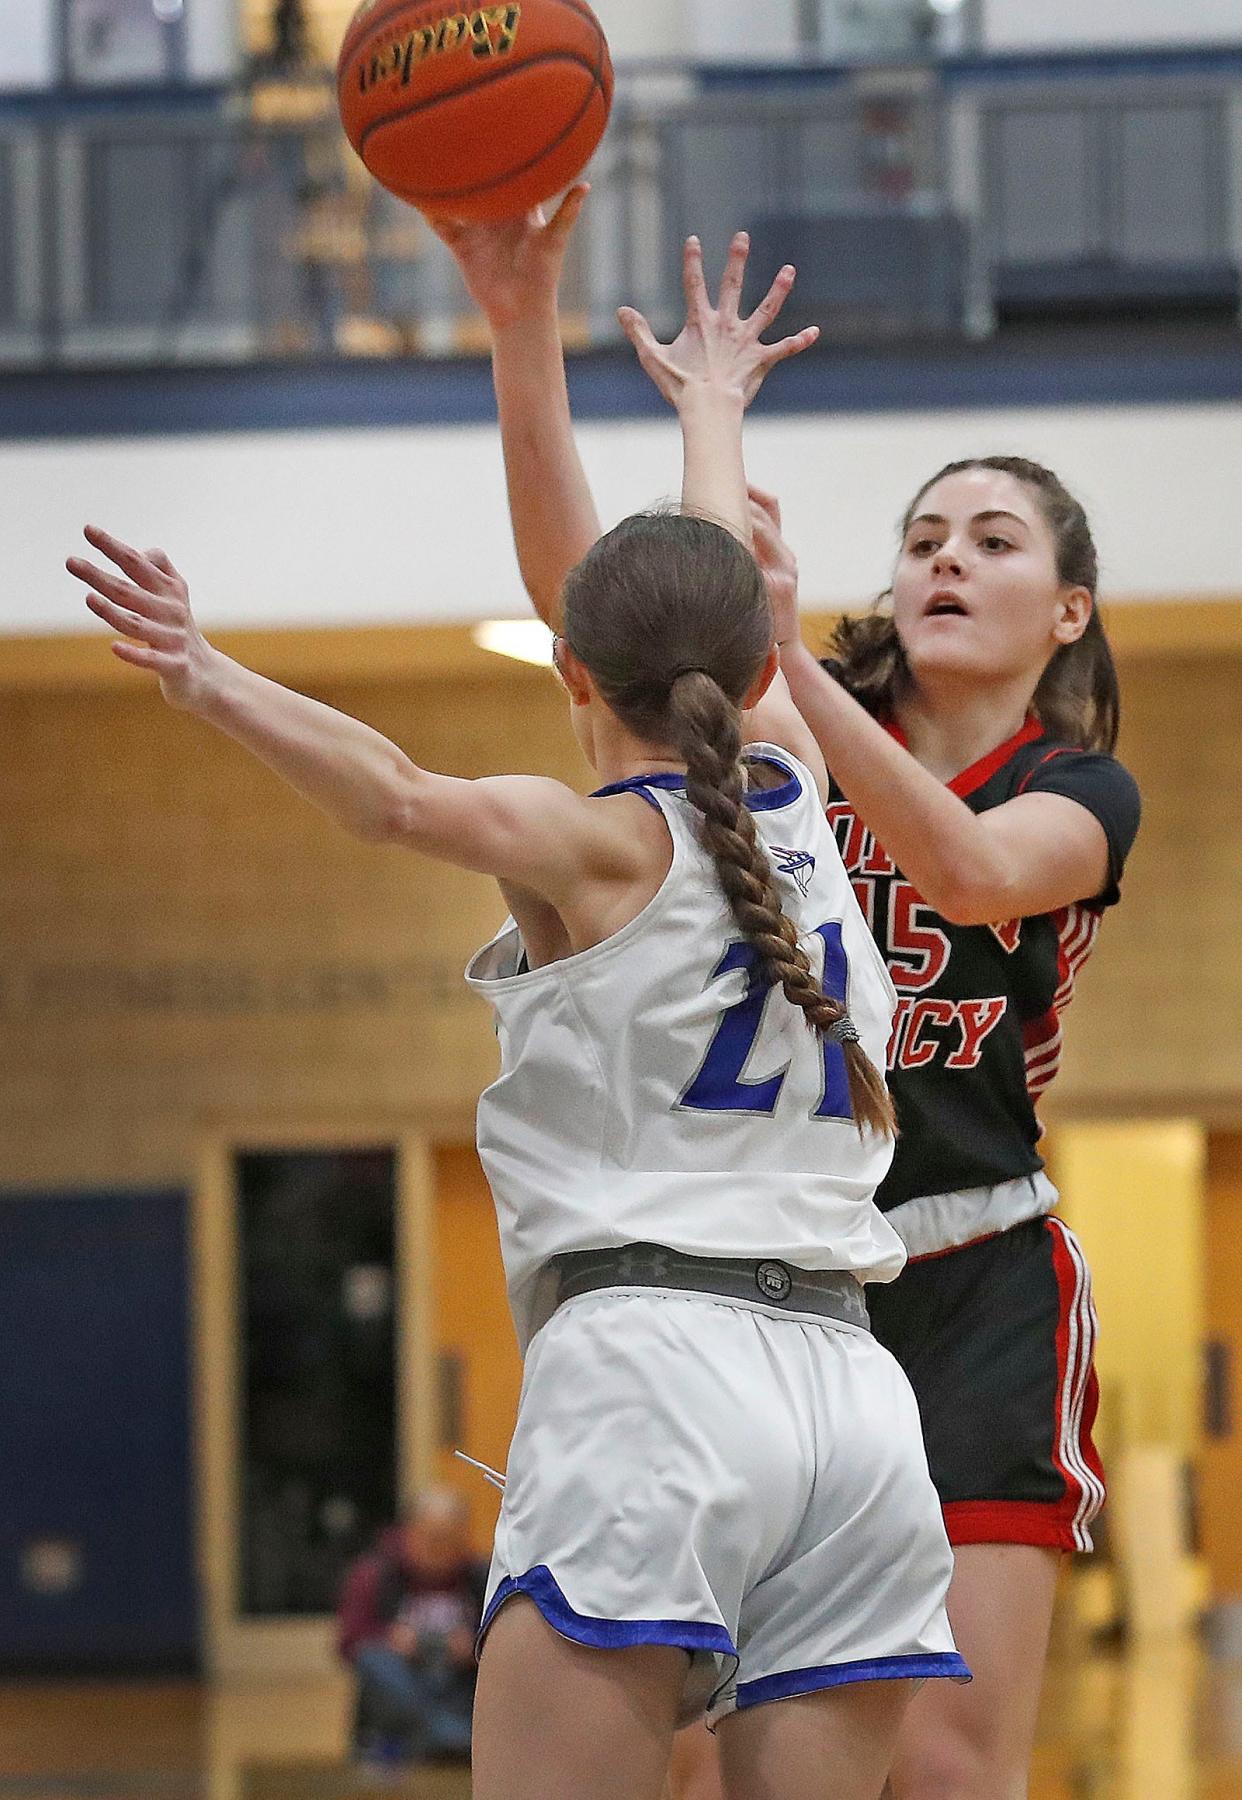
top-left (336, 1), bottom-right (614, 221)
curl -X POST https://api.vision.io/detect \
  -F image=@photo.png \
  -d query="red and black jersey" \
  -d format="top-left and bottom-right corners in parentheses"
top-left (825, 715), bottom-right (1141, 1214)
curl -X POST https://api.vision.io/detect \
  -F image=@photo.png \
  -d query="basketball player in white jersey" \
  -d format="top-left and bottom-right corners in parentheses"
top-left (68, 243), bottom-right (966, 1800)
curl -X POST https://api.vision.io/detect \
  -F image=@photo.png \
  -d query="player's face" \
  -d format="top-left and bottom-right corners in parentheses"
top-left (890, 468), bottom-right (1086, 691)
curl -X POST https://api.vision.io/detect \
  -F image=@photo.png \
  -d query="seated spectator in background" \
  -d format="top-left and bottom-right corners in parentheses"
top-left (337, 1489), bottom-right (487, 1767)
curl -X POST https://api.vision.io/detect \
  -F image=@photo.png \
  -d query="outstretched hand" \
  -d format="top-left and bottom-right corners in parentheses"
top-left (68, 526), bottom-right (218, 710)
top-left (618, 232), bottom-right (819, 411)
top-left (426, 182), bottom-right (590, 329)
top-left (749, 484), bottom-right (802, 646)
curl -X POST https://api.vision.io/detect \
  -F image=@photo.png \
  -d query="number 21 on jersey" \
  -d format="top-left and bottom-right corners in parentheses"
top-left (678, 923), bottom-right (853, 1121)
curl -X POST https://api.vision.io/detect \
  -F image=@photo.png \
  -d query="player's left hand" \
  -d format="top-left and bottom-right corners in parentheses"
top-left (68, 526), bottom-right (220, 711)
top-left (617, 231), bottom-right (819, 411)
top-left (749, 483), bottom-right (802, 646)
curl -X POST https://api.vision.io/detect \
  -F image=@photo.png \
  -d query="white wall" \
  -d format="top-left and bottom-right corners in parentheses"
top-left (591, 0), bottom-right (803, 63)
top-left (0, 0), bottom-right (57, 87)
top-left (186, 0), bottom-right (241, 82)
top-left (7, 400), bottom-right (1240, 638)
top-left (683, 0), bottom-right (801, 61)
top-left (593, 0), bottom-right (691, 61)
top-left (983, 0), bottom-right (1242, 51)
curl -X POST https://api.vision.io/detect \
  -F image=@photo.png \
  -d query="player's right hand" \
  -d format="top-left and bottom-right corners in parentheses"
top-left (68, 526), bottom-right (220, 712)
top-left (426, 182), bottom-right (589, 329)
top-left (617, 232), bottom-right (819, 414)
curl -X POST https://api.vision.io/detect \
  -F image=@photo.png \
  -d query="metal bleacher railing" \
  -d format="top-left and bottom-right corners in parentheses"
top-left (0, 45), bottom-right (1239, 371)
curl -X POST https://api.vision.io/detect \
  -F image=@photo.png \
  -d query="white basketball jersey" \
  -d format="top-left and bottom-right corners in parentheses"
top-left (466, 746), bottom-right (907, 1351)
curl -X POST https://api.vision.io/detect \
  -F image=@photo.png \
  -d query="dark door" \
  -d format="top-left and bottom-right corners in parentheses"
top-left (0, 1189), bottom-right (198, 1672)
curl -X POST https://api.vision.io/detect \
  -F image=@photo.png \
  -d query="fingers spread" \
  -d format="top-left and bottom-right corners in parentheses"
top-left (681, 236), bottom-right (711, 322)
top-left (82, 524), bottom-right (169, 590)
top-left (764, 324), bottom-right (820, 366)
top-left (111, 639), bottom-right (172, 672)
top-left (747, 264), bottom-right (797, 337)
top-left (616, 305), bottom-right (658, 353)
top-left (717, 230), bottom-right (750, 320)
top-left (68, 556), bottom-right (183, 622)
top-left (84, 590), bottom-right (181, 648)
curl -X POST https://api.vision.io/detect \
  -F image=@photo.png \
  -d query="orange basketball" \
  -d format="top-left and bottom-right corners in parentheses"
top-left (337, 0), bottom-right (613, 221)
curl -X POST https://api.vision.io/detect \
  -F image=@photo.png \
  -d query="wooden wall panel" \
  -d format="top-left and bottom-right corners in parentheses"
top-left (1202, 1134), bottom-right (1242, 1600)
top-left (0, 671), bottom-right (583, 1188)
top-left (1, 649), bottom-right (1240, 1197)
top-left (1047, 655), bottom-right (1242, 1122)
top-left (431, 1144), bottom-right (523, 1553)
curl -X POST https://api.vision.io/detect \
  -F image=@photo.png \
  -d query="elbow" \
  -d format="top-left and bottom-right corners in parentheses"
top-left (366, 779), bottom-right (425, 847)
top-left (929, 867), bottom-right (1020, 928)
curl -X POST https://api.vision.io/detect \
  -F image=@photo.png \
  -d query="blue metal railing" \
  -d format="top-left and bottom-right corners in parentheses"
top-left (0, 47), bottom-right (1238, 370)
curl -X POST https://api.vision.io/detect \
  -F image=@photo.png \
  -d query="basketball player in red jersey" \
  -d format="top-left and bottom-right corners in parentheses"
top-left (434, 193), bottom-right (1140, 1800)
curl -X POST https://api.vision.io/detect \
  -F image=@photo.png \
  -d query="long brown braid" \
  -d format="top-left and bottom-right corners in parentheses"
top-left (561, 510), bottom-right (895, 1139)
top-left (666, 670), bottom-right (895, 1138)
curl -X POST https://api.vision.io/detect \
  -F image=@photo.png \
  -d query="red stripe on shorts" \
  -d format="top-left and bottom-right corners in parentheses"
top-left (1045, 1218), bottom-right (1107, 1550)
top-left (941, 1221), bottom-right (1107, 1552)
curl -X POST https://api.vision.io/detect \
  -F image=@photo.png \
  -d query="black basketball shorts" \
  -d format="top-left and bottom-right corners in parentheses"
top-left (867, 1215), bottom-right (1105, 1552)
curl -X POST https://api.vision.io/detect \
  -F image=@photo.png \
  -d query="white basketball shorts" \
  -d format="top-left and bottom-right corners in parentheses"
top-left (478, 1286), bottom-right (969, 1724)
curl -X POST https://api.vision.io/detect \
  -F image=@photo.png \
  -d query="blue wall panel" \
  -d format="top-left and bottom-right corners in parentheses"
top-left (0, 1189), bottom-right (198, 1672)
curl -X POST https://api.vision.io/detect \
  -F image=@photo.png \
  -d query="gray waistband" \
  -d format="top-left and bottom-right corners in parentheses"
top-left (552, 1243), bottom-right (870, 1332)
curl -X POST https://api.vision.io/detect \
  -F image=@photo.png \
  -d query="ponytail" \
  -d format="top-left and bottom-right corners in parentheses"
top-left (666, 670), bottom-right (895, 1138)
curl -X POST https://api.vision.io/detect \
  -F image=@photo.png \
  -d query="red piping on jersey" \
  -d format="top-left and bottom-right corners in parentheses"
top-left (942, 1499), bottom-right (1085, 1551)
top-left (882, 713), bottom-right (1044, 798)
top-left (1021, 905), bottom-right (1102, 1103)
top-left (1016, 746), bottom-right (1076, 794)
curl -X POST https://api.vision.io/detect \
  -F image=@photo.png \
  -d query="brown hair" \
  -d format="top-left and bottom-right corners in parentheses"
top-left (562, 511), bottom-right (894, 1137)
top-left (824, 456), bottom-right (1120, 753)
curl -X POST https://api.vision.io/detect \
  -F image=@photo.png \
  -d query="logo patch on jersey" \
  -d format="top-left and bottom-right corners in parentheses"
top-left (989, 918), bottom-right (1023, 954)
top-left (771, 847), bottom-right (815, 897)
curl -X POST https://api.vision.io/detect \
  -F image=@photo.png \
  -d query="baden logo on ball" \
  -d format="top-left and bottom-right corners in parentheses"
top-left (337, 0), bottom-right (613, 222)
top-left (356, 6), bottom-right (522, 95)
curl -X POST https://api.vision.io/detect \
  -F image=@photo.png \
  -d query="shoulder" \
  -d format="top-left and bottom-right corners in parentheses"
top-left (1004, 737), bottom-right (1141, 906)
top-left (743, 743), bottom-right (820, 813)
top-left (483, 774), bottom-right (666, 887)
top-left (1010, 739), bottom-right (1141, 835)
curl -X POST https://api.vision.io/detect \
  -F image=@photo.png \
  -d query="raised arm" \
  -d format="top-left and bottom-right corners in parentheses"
top-left (617, 232), bottom-right (816, 541)
top-left (619, 233), bottom-right (829, 797)
top-left (429, 187), bottom-right (599, 627)
top-left (67, 527), bottom-right (610, 901)
top-left (750, 492), bottom-right (1115, 924)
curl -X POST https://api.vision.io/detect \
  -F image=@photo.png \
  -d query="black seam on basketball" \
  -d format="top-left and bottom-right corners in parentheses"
top-left (357, 48), bottom-right (600, 174)
top-left (370, 78), bottom-right (605, 200)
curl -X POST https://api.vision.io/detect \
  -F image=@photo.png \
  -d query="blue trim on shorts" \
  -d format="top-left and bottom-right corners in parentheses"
top-left (478, 1564), bottom-right (738, 1660)
top-left (736, 1650), bottom-right (971, 1710)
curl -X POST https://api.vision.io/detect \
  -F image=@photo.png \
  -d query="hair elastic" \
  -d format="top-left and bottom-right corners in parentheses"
top-left (828, 1015), bottom-right (861, 1045)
